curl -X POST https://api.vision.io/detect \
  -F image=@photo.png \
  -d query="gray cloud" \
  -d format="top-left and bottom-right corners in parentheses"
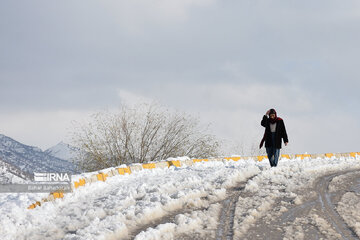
top-left (1, 0), bottom-right (359, 153)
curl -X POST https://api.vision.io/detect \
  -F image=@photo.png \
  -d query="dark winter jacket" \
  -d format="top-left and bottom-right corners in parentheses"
top-left (261, 115), bottom-right (288, 149)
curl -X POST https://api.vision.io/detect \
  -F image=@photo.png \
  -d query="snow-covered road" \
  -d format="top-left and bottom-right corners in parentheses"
top-left (1, 156), bottom-right (360, 239)
top-left (240, 169), bottom-right (360, 240)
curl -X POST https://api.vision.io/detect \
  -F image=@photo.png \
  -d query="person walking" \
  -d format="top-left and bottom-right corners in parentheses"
top-left (260, 109), bottom-right (288, 167)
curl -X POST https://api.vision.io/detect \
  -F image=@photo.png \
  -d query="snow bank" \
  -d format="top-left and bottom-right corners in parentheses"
top-left (134, 203), bottom-right (221, 240)
top-left (1, 154), bottom-right (360, 239)
top-left (337, 192), bottom-right (360, 236)
top-left (0, 159), bottom-right (260, 240)
top-left (309, 213), bottom-right (342, 239)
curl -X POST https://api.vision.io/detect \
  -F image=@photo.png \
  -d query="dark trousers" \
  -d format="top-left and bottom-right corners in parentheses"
top-left (266, 133), bottom-right (280, 167)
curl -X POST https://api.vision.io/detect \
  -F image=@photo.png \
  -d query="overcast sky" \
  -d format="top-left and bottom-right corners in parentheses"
top-left (1, 0), bottom-right (359, 155)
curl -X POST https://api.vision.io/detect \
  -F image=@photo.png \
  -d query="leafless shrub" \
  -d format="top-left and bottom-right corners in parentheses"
top-left (72, 103), bottom-right (220, 171)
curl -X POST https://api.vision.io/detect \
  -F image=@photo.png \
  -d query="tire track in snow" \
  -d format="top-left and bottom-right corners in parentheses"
top-left (241, 169), bottom-right (360, 240)
top-left (280, 170), bottom-right (359, 239)
top-left (278, 170), bottom-right (359, 239)
top-left (215, 175), bottom-right (259, 240)
top-left (314, 171), bottom-right (359, 240)
top-left (215, 185), bottom-right (245, 240)
top-left (129, 175), bottom-right (259, 240)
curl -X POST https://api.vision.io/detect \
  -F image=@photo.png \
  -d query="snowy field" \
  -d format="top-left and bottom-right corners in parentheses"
top-left (0, 156), bottom-right (360, 239)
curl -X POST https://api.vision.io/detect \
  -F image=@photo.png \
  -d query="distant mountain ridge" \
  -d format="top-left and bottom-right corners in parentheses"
top-left (0, 134), bottom-right (78, 175)
top-left (45, 141), bottom-right (79, 162)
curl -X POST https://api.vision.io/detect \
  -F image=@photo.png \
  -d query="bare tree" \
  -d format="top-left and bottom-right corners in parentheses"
top-left (71, 103), bottom-right (220, 171)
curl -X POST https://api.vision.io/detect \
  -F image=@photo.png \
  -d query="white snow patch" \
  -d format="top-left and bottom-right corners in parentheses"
top-left (309, 213), bottom-right (342, 239)
top-left (336, 192), bottom-right (360, 237)
top-left (134, 203), bottom-right (221, 240)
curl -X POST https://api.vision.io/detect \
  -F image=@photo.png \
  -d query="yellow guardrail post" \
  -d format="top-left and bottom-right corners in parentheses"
top-left (142, 163), bottom-right (156, 169)
top-left (193, 159), bottom-right (209, 164)
top-left (167, 160), bottom-right (181, 167)
top-left (96, 173), bottom-right (107, 182)
top-left (117, 167), bottom-right (131, 175)
top-left (350, 152), bottom-right (356, 158)
top-left (257, 155), bottom-right (267, 161)
top-left (224, 157), bottom-right (241, 161)
top-left (79, 178), bottom-right (85, 186)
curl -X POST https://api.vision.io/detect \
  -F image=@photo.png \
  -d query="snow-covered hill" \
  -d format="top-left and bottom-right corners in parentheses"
top-left (0, 134), bottom-right (77, 174)
top-left (45, 141), bottom-right (78, 163)
top-left (0, 159), bottom-right (28, 184)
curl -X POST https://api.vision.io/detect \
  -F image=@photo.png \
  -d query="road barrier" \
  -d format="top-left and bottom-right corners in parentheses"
top-left (27, 152), bottom-right (360, 209)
